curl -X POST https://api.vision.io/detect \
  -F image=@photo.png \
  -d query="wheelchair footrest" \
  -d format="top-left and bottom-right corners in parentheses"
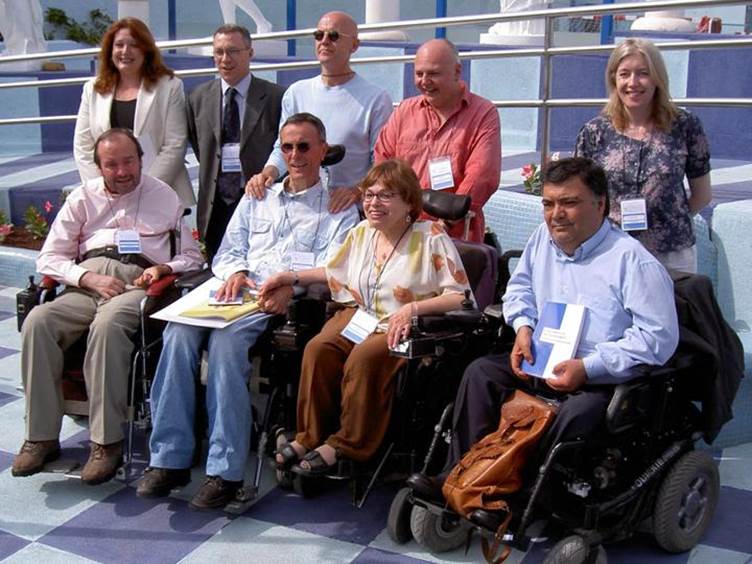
top-left (224, 485), bottom-right (259, 514)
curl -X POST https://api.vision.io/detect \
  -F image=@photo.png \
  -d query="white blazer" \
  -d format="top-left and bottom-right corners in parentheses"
top-left (73, 74), bottom-right (195, 206)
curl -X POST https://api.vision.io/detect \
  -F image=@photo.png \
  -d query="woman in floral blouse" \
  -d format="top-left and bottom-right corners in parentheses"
top-left (575, 38), bottom-right (712, 272)
top-left (259, 159), bottom-right (473, 475)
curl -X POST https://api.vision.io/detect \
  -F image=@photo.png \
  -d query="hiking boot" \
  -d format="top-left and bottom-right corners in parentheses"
top-left (80, 441), bottom-right (123, 485)
top-left (136, 467), bottom-right (191, 498)
top-left (11, 440), bottom-right (60, 477)
top-left (189, 476), bottom-right (242, 510)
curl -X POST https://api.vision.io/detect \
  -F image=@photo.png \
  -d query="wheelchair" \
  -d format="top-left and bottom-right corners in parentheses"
top-left (270, 190), bottom-right (510, 507)
top-left (387, 273), bottom-right (731, 563)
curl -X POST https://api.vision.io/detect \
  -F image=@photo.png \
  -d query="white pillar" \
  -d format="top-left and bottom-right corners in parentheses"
top-left (360, 0), bottom-right (409, 41)
top-left (118, 0), bottom-right (149, 25)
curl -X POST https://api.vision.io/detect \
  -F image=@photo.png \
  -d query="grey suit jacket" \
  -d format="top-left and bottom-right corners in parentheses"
top-left (186, 74), bottom-right (284, 236)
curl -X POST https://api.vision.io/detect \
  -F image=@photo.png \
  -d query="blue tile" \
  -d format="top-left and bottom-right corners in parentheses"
top-left (353, 546), bottom-right (431, 563)
top-left (39, 486), bottom-right (233, 564)
top-left (0, 447), bottom-right (14, 472)
top-left (0, 345), bottom-right (18, 360)
top-left (0, 295), bottom-right (15, 312)
top-left (0, 312), bottom-right (15, 322)
top-left (0, 389), bottom-right (19, 408)
top-left (701, 486), bottom-right (752, 554)
top-left (251, 481), bottom-right (396, 546)
top-left (0, 529), bottom-right (30, 560)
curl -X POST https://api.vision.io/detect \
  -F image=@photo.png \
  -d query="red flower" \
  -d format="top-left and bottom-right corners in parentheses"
top-left (191, 228), bottom-right (200, 241)
top-left (44, 200), bottom-right (53, 213)
top-left (521, 164), bottom-right (534, 179)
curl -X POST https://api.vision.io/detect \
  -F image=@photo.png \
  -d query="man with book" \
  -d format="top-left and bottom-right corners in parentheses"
top-left (136, 113), bottom-right (359, 509)
top-left (408, 157), bottom-right (679, 500)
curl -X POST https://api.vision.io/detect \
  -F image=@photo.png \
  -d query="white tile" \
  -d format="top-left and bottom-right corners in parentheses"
top-left (2, 542), bottom-right (100, 564)
top-left (179, 517), bottom-right (364, 564)
top-left (0, 158), bottom-right (78, 189)
top-left (0, 285), bottom-right (23, 298)
top-left (0, 350), bottom-right (22, 392)
top-left (0, 468), bottom-right (124, 541)
top-left (718, 442), bottom-right (752, 491)
top-left (688, 544), bottom-right (752, 564)
top-left (0, 316), bottom-right (22, 350)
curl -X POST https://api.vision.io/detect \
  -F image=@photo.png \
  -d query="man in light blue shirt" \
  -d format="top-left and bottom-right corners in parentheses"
top-left (137, 113), bottom-right (359, 508)
top-left (408, 157), bottom-right (679, 500)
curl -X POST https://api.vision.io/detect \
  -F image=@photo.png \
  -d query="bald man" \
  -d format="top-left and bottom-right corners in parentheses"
top-left (246, 11), bottom-right (393, 213)
top-left (374, 39), bottom-right (501, 242)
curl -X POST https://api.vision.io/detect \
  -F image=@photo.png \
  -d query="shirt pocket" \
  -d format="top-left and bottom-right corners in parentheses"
top-left (297, 230), bottom-right (330, 253)
top-left (251, 218), bottom-right (273, 235)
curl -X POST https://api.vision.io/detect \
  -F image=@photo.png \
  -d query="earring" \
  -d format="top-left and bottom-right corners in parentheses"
top-left (405, 213), bottom-right (412, 224)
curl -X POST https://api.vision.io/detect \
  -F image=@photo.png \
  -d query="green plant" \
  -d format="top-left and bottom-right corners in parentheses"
top-left (45, 8), bottom-right (113, 46)
top-left (24, 205), bottom-right (50, 240)
top-left (521, 163), bottom-right (542, 196)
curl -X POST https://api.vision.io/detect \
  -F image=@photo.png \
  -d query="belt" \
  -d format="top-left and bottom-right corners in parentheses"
top-left (82, 246), bottom-right (155, 270)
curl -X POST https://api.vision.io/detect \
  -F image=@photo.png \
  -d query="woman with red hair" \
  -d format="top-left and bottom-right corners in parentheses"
top-left (73, 18), bottom-right (194, 205)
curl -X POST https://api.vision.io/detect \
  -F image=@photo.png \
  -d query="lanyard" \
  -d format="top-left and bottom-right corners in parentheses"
top-left (281, 187), bottom-right (325, 252)
top-left (104, 182), bottom-right (143, 231)
top-left (359, 224), bottom-right (411, 314)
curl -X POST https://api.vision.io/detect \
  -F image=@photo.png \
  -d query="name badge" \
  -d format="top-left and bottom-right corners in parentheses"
top-left (221, 143), bottom-right (241, 173)
top-left (341, 309), bottom-right (379, 344)
top-left (290, 251), bottom-right (315, 271)
top-left (117, 229), bottom-right (142, 254)
top-left (428, 156), bottom-right (454, 191)
top-left (621, 198), bottom-right (648, 231)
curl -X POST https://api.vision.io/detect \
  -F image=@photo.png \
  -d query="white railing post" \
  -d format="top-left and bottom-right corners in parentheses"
top-left (360, 0), bottom-right (409, 40)
top-left (118, 0), bottom-right (150, 24)
top-left (540, 15), bottom-right (554, 166)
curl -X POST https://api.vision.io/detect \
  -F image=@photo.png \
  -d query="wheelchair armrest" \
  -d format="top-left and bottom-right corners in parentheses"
top-left (606, 371), bottom-right (675, 434)
top-left (483, 303), bottom-right (503, 319)
top-left (414, 309), bottom-right (484, 333)
top-left (306, 282), bottom-right (331, 301)
top-left (40, 276), bottom-right (59, 290)
top-left (145, 274), bottom-right (178, 297)
top-left (174, 268), bottom-right (213, 290)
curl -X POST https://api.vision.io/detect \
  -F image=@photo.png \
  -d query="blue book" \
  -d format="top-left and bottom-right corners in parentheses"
top-left (521, 302), bottom-right (586, 379)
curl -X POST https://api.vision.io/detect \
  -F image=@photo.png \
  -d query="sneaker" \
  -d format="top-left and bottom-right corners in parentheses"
top-left (136, 467), bottom-right (191, 498)
top-left (11, 440), bottom-right (60, 477)
top-left (189, 476), bottom-right (242, 510)
top-left (80, 441), bottom-right (123, 485)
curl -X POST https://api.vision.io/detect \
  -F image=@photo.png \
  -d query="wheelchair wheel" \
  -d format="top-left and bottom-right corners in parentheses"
top-left (653, 450), bottom-right (719, 553)
top-left (410, 505), bottom-right (466, 553)
top-left (387, 487), bottom-right (414, 544)
top-left (292, 473), bottom-right (318, 498)
top-left (543, 535), bottom-right (607, 564)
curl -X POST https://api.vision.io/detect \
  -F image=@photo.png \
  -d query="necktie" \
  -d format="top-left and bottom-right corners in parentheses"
top-left (218, 87), bottom-right (242, 204)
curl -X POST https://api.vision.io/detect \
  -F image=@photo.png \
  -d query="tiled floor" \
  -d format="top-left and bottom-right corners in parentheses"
top-left (0, 284), bottom-right (751, 563)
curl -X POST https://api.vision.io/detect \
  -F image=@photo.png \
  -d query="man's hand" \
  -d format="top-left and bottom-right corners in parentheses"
top-left (386, 304), bottom-right (413, 349)
top-left (510, 325), bottom-right (533, 379)
top-left (245, 165), bottom-right (278, 199)
top-left (328, 186), bottom-right (361, 213)
top-left (546, 359), bottom-right (587, 393)
top-left (133, 264), bottom-right (172, 288)
top-left (80, 271), bottom-right (126, 300)
top-left (215, 272), bottom-right (256, 302)
top-left (258, 285), bottom-right (293, 315)
top-left (258, 272), bottom-right (294, 298)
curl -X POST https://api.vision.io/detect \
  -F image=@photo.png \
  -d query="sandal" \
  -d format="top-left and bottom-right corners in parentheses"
top-left (274, 443), bottom-right (300, 470)
top-left (291, 448), bottom-right (339, 477)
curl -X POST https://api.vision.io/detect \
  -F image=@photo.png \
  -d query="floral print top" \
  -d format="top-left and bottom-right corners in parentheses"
top-left (574, 109), bottom-right (711, 254)
top-left (326, 219), bottom-right (473, 330)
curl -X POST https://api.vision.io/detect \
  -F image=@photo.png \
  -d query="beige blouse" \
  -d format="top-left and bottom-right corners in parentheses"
top-left (326, 219), bottom-right (473, 329)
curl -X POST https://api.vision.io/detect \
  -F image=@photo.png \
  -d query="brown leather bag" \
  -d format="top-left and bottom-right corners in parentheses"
top-left (442, 390), bottom-right (557, 562)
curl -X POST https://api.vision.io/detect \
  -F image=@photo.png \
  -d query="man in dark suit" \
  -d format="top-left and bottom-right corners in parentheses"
top-left (187, 24), bottom-right (284, 258)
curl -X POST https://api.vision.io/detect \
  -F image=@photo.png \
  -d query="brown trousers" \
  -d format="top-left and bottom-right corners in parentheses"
top-left (295, 308), bottom-right (406, 461)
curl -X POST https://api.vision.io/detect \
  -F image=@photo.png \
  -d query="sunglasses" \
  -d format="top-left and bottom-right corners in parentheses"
top-left (312, 29), bottom-right (354, 42)
top-left (281, 142), bottom-right (311, 154)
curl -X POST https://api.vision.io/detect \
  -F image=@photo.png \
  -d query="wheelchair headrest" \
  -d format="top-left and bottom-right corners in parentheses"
top-left (322, 144), bottom-right (345, 167)
top-left (453, 240), bottom-right (499, 311)
top-left (422, 191), bottom-right (472, 221)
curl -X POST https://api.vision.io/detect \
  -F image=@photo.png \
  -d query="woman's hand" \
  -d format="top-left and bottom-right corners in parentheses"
top-left (133, 264), bottom-right (172, 288)
top-left (259, 271), bottom-right (294, 298)
top-left (386, 304), bottom-right (414, 349)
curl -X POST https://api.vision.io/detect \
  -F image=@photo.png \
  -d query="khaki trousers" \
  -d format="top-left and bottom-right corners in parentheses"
top-left (295, 308), bottom-right (406, 461)
top-left (22, 257), bottom-right (145, 445)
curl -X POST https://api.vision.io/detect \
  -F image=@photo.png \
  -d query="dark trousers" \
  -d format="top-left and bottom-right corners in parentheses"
top-left (204, 197), bottom-right (239, 262)
top-left (443, 353), bottom-right (613, 474)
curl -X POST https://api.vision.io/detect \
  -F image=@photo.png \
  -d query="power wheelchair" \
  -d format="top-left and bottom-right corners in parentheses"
top-left (387, 272), bottom-right (735, 563)
top-left (267, 190), bottom-right (509, 507)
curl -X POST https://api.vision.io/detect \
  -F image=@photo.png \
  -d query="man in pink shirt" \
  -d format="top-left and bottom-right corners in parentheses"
top-left (374, 39), bottom-right (501, 242)
top-left (12, 129), bottom-right (203, 485)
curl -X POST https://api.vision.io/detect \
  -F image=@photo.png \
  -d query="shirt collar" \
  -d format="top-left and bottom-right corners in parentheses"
top-left (549, 218), bottom-right (610, 262)
top-left (221, 73), bottom-right (251, 100)
top-left (270, 177), bottom-right (324, 199)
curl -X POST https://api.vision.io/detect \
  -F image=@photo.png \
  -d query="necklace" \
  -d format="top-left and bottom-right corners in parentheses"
top-left (321, 70), bottom-right (354, 78)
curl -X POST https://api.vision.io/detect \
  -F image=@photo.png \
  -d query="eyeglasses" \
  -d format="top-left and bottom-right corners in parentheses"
top-left (363, 190), bottom-right (397, 203)
top-left (281, 142), bottom-right (311, 154)
top-left (312, 29), bottom-right (354, 42)
top-left (213, 47), bottom-right (249, 59)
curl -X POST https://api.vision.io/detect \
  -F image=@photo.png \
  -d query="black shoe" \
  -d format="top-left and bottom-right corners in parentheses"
top-left (136, 467), bottom-right (191, 498)
top-left (407, 472), bottom-right (446, 503)
top-left (189, 476), bottom-right (242, 510)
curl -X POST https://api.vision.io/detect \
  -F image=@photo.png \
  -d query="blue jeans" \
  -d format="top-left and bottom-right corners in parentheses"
top-left (148, 312), bottom-right (270, 481)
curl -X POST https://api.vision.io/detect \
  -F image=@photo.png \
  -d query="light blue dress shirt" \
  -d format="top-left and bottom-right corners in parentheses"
top-left (502, 219), bottom-right (679, 383)
top-left (212, 179), bottom-right (359, 284)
